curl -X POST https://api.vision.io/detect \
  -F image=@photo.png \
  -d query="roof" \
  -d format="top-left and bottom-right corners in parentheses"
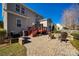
top-left (40, 18), bottom-right (49, 22)
top-left (20, 3), bottom-right (43, 19)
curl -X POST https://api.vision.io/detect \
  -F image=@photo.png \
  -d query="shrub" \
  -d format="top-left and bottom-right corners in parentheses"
top-left (49, 32), bottom-right (55, 39)
top-left (71, 32), bottom-right (79, 40)
top-left (54, 30), bottom-right (61, 33)
top-left (0, 29), bottom-right (6, 36)
top-left (0, 29), bottom-right (6, 40)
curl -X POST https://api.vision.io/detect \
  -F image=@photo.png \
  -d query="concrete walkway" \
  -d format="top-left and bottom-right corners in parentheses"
top-left (24, 35), bottom-right (79, 56)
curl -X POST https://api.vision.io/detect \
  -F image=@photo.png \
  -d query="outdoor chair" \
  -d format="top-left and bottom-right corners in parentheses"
top-left (9, 32), bottom-right (21, 38)
top-left (60, 32), bottom-right (68, 42)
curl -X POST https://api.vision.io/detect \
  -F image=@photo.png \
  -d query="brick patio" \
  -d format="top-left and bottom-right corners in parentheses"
top-left (24, 35), bottom-right (79, 56)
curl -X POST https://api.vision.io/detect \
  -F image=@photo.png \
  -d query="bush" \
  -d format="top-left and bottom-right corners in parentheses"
top-left (0, 29), bottom-right (6, 43)
top-left (0, 29), bottom-right (6, 37)
top-left (71, 32), bottom-right (79, 40)
top-left (54, 30), bottom-right (61, 33)
top-left (49, 32), bottom-right (55, 39)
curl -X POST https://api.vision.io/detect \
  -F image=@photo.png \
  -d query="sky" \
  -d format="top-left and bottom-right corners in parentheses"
top-left (0, 3), bottom-right (2, 21)
top-left (0, 3), bottom-right (72, 24)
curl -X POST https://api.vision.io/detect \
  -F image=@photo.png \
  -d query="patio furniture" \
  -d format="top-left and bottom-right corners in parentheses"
top-left (19, 37), bottom-right (25, 45)
top-left (18, 36), bottom-right (31, 45)
top-left (60, 32), bottom-right (68, 42)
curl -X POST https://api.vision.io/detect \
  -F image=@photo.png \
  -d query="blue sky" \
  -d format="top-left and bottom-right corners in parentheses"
top-left (0, 3), bottom-right (72, 24)
top-left (0, 3), bottom-right (2, 21)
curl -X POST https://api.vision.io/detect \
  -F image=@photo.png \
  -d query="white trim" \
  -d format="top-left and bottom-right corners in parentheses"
top-left (4, 9), bottom-right (30, 19)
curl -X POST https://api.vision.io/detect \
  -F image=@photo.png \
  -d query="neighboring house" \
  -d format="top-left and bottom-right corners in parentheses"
top-left (56, 24), bottom-right (63, 31)
top-left (2, 3), bottom-right (43, 34)
top-left (40, 20), bottom-right (48, 28)
top-left (40, 18), bottom-right (52, 31)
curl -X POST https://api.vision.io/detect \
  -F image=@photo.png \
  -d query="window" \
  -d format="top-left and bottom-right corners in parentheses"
top-left (16, 4), bottom-right (20, 13)
top-left (16, 19), bottom-right (21, 27)
top-left (21, 7), bottom-right (25, 14)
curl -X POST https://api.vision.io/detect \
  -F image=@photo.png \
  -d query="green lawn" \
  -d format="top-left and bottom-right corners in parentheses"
top-left (70, 39), bottom-right (79, 51)
top-left (0, 43), bottom-right (26, 56)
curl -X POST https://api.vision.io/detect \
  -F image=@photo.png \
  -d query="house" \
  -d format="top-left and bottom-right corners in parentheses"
top-left (40, 18), bottom-right (52, 31)
top-left (40, 20), bottom-right (48, 28)
top-left (2, 3), bottom-right (43, 34)
top-left (56, 24), bottom-right (63, 31)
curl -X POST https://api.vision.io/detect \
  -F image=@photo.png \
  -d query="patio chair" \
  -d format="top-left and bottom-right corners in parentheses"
top-left (60, 32), bottom-right (68, 42)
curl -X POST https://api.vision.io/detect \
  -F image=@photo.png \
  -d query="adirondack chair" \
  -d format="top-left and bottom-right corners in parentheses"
top-left (60, 32), bottom-right (68, 42)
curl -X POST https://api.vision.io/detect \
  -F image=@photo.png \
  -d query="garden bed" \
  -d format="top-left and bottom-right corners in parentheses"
top-left (0, 43), bottom-right (26, 56)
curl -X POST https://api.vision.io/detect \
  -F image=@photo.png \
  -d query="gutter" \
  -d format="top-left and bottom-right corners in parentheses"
top-left (4, 9), bottom-right (30, 19)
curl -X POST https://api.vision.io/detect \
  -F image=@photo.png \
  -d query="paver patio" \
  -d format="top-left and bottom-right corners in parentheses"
top-left (24, 35), bottom-right (79, 56)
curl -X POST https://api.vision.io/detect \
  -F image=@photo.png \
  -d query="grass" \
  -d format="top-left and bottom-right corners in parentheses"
top-left (0, 43), bottom-right (26, 56)
top-left (70, 39), bottom-right (79, 51)
top-left (0, 28), bottom-right (4, 30)
top-left (71, 32), bottom-right (79, 37)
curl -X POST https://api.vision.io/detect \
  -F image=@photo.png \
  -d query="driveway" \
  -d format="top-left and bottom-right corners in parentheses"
top-left (24, 35), bottom-right (79, 56)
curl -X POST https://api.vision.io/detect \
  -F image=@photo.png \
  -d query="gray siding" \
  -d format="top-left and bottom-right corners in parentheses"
top-left (7, 3), bottom-right (16, 13)
top-left (3, 3), bottom-right (43, 33)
